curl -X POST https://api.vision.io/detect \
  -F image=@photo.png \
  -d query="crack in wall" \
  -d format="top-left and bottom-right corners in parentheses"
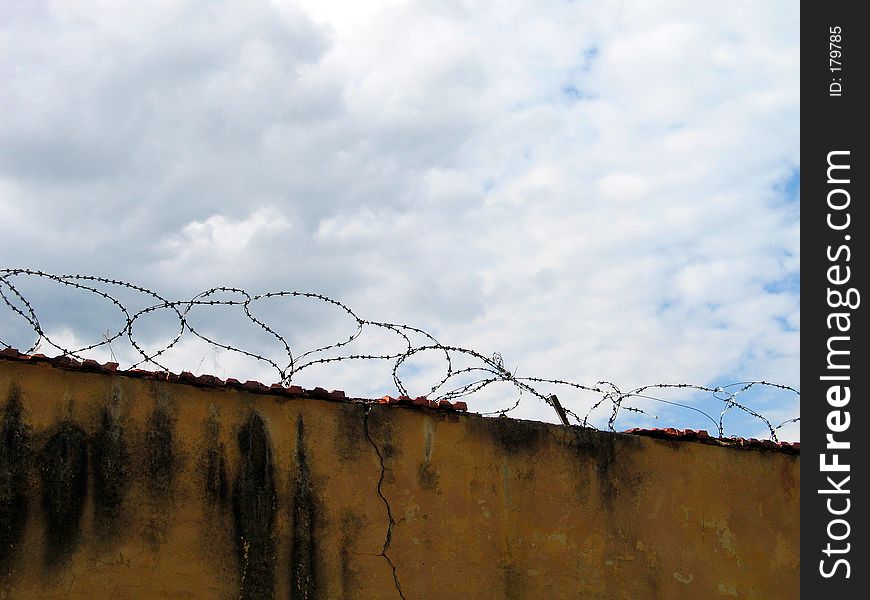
top-left (362, 406), bottom-right (407, 600)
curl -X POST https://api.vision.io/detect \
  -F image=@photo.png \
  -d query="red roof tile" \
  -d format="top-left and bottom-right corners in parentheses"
top-left (0, 351), bottom-right (798, 448)
top-left (0, 349), bottom-right (469, 414)
top-left (623, 427), bottom-right (799, 454)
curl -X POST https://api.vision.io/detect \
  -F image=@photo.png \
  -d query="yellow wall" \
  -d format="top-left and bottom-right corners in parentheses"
top-left (0, 358), bottom-right (799, 599)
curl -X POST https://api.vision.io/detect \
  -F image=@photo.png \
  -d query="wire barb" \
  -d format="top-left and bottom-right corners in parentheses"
top-left (0, 268), bottom-right (799, 440)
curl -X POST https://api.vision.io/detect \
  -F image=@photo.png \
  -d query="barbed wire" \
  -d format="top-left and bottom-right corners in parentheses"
top-left (0, 269), bottom-right (799, 441)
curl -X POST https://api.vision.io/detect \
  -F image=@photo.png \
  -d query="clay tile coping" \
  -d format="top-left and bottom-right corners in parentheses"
top-left (308, 387), bottom-right (330, 400)
top-left (1, 351), bottom-right (788, 431)
top-left (0, 350), bottom-right (470, 416)
top-left (623, 427), bottom-right (799, 454)
top-left (80, 358), bottom-right (103, 371)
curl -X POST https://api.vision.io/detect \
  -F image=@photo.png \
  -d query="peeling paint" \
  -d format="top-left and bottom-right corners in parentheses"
top-left (673, 571), bottom-right (693, 584)
top-left (703, 517), bottom-right (740, 561)
top-left (718, 582), bottom-right (739, 597)
top-left (770, 531), bottom-right (798, 570)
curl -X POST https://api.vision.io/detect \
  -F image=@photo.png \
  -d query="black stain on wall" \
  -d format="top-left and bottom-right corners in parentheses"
top-left (145, 399), bottom-right (174, 499)
top-left (333, 403), bottom-right (365, 462)
top-left (488, 417), bottom-right (544, 454)
top-left (233, 412), bottom-right (276, 600)
top-left (0, 387), bottom-right (30, 571)
top-left (290, 415), bottom-right (317, 600)
top-left (501, 562), bottom-right (524, 600)
top-left (567, 428), bottom-right (641, 506)
top-left (364, 408), bottom-right (402, 488)
top-left (417, 461), bottom-right (439, 492)
top-left (567, 427), bottom-right (617, 505)
top-left (40, 422), bottom-right (88, 568)
top-left (204, 412), bottom-right (228, 506)
top-left (379, 421), bottom-right (399, 460)
top-left (339, 510), bottom-right (365, 599)
top-left (92, 401), bottom-right (130, 541)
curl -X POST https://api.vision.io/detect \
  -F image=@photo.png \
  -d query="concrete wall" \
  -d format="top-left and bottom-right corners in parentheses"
top-left (0, 357), bottom-right (799, 599)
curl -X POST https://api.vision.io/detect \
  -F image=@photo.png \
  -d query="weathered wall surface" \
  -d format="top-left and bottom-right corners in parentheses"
top-left (0, 357), bottom-right (799, 599)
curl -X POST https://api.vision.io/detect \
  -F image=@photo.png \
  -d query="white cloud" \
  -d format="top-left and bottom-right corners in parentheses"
top-left (163, 208), bottom-right (293, 259)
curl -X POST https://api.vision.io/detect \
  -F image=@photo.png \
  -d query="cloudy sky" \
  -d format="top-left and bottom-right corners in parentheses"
top-left (0, 0), bottom-right (799, 439)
